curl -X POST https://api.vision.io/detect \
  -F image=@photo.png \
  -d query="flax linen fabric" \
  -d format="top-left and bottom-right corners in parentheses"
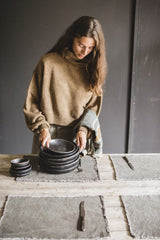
top-left (74, 109), bottom-right (103, 155)
top-left (0, 196), bottom-right (110, 239)
top-left (121, 195), bottom-right (160, 238)
top-left (110, 155), bottom-right (160, 180)
top-left (16, 155), bottom-right (100, 182)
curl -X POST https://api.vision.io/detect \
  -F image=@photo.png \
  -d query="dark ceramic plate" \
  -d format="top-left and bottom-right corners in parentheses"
top-left (10, 171), bottom-right (31, 177)
top-left (41, 160), bottom-right (79, 174)
top-left (39, 154), bottom-right (79, 166)
top-left (45, 139), bottom-right (76, 155)
top-left (39, 156), bottom-right (80, 170)
top-left (40, 144), bottom-right (79, 160)
top-left (11, 163), bottom-right (31, 170)
top-left (11, 158), bottom-right (30, 167)
top-left (39, 148), bottom-right (79, 163)
top-left (10, 165), bottom-right (32, 174)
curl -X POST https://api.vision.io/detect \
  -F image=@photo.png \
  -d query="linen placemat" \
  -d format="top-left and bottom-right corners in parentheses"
top-left (121, 195), bottom-right (160, 238)
top-left (16, 155), bottom-right (100, 182)
top-left (0, 195), bottom-right (110, 239)
top-left (110, 155), bottom-right (160, 180)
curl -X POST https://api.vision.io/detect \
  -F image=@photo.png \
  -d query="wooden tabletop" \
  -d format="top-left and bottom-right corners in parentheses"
top-left (0, 153), bottom-right (160, 240)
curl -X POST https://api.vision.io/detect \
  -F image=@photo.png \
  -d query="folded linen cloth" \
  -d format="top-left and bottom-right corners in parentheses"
top-left (121, 195), bottom-right (160, 238)
top-left (74, 109), bottom-right (103, 156)
top-left (0, 195), bottom-right (110, 239)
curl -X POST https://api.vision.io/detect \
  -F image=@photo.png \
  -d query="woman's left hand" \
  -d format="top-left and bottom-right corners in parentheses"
top-left (76, 130), bottom-right (87, 152)
top-left (39, 128), bottom-right (51, 148)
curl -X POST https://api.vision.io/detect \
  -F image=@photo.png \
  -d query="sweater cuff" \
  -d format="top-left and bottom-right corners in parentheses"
top-left (37, 124), bottom-right (50, 133)
top-left (78, 126), bottom-right (88, 135)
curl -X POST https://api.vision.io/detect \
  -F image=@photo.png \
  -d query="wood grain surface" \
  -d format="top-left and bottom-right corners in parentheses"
top-left (0, 153), bottom-right (160, 240)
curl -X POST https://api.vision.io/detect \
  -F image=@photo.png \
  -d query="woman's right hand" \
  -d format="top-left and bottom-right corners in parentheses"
top-left (39, 128), bottom-right (51, 148)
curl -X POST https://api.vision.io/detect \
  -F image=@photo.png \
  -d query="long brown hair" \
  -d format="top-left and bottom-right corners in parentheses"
top-left (48, 16), bottom-right (107, 95)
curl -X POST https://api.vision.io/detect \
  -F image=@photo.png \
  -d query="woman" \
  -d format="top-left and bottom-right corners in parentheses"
top-left (23, 16), bottom-right (107, 154)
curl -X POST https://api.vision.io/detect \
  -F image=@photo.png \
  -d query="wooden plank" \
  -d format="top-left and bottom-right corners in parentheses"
top-left (99, 171), bottom-right (114, 180)
top-left (108, 218), bottom-right (128, 231)
top-left (105, 207), bottom-right (124, 219)
top-left (0, 153), bottom-right (160, 240)
top-left (103, 196), bottom-right (122, 207)
top-left (0, 180), bottom-right (160, 196)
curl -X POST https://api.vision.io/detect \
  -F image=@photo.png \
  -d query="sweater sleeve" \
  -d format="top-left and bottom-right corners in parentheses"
top-left (84, 92), bottom-right (103, 116)
top-left (78, 92), bottom-right (102, 134)
top-left (23, 60), bottom-right (50, 132)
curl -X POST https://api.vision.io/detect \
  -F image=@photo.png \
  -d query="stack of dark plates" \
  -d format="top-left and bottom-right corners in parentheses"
top-left (10, 158), bottom-right (32, 177)
top-left (39, 139), bottom-right (80, 174)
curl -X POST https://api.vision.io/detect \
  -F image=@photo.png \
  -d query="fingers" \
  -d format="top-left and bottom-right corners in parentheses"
top-left (41, 136), bottom-right (50, 148)
top-left (76, 130), bottom-right (87, 152)
top-left (46, 137), bottom-right (50, 148)
top-left (41, 136), bottom-right (51, 148)
top-left (39, 128), bottom-right (51, 148)
top-left (39, 128), bottom-right (87, 151)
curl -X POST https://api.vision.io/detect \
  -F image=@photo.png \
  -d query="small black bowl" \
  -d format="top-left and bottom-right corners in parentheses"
top-left (10, 165), bottom-right (32, 177)
top-left (11, 158), bottom-right (30, 168)
top-left (11, 163), bottom-right (31, 170)
top-left (10, 165), bottom-right (32, 173)
top-left (10, 158), bottom-right (31, 177)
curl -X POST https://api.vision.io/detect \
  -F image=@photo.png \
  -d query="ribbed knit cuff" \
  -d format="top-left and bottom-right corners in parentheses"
top-left (78, 126), bottom-right (88, 135)
top-left (37, 124), bottom-right (50, 133)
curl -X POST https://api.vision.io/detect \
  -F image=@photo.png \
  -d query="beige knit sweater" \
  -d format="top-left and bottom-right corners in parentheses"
top-left (23, 50), bottom-right (102, 132)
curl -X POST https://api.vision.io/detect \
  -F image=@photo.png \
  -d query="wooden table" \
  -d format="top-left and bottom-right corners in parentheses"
top-left (0, 153), bottom-right (160, 240)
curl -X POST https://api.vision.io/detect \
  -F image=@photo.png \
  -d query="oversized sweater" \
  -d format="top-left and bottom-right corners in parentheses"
top-left (23, 50), bottom-right (102, 132)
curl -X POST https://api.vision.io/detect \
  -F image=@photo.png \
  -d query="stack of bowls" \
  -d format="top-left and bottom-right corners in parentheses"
top-left (10, 158), bottom-right (32, 177)
top-left (39, 139), bottom-right (80, 174)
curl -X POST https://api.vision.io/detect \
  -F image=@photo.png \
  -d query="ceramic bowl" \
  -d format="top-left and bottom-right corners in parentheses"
top-left (39, 154), bottom-right (79, 166)
top-left (10, 165), bottom-right (32, 177)
top-left (39, 147), bottom-right (79, 162)
top-left (39, 156), bottom-right (80, 169)
top-left (11, 158), bottom-right (30, 167)
top-left (41, 160), bottom-right (80, 174)
top-left (44, 139), bottom-right (76, 155)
